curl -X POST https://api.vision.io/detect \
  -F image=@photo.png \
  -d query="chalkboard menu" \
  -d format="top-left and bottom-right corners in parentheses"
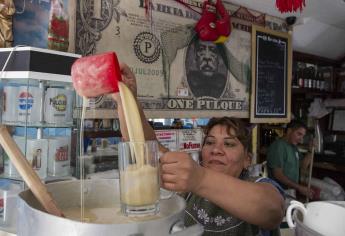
top-left (250, 26), bottom-right (292, 123)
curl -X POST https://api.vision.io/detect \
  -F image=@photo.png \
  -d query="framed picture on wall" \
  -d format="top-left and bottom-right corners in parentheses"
top-left (335, 68), bottom-right (345, 94)
top-left (318, 66), bottom-right (334, 92)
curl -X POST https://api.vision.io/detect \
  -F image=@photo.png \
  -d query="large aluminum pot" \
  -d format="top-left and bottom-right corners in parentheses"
top-left (292, 212), bottom-right (322, 236)
top-left (17, 179), bottom-right (203, 236)
top-left (286, 200), bottom-right (345, 236)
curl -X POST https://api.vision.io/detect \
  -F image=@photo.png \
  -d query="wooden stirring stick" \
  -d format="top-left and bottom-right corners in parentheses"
top-left (0, 125), bottom-right (64, 217)
top-left (306, 145), bottom-right (315, 203)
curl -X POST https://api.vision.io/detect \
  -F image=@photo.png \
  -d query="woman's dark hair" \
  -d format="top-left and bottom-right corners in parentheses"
top-left (203, 117), bottom-right (251, 150)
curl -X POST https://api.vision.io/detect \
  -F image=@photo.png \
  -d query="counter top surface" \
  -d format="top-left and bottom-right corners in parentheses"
top-left (314, 153), bottom-right (345, 165)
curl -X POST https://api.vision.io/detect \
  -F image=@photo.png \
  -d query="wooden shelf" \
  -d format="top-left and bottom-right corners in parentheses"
top-left (313, 162), bottom-right (345, 173)
top-left (83, 130), bottom-right (121, 138)
top-left (293, 51), bottom-right (337, 67)
top-left (291, 88), bottom-right (335, 97)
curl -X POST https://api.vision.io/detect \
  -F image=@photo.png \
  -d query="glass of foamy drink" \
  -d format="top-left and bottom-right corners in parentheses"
top-left (118, 140), bottom-right (160, 216)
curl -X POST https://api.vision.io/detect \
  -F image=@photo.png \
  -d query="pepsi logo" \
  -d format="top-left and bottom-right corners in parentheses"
top-left (18, 92), bottom-right (34, 110)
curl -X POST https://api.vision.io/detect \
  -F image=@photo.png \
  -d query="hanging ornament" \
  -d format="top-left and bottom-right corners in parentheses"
top-left (213, 0), bottom-right (231, 44)
top-left (194, 0), bottom-right (231, 43)
top-left (143, 0), bottom-right (156, 34)
top-left (144, 0), bottom-right (151, 17)
top-left (276, 0), bottom-right (306, 13)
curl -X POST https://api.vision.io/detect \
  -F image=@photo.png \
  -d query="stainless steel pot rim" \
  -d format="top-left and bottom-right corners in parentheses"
top-left (18, 197), bottom-right (186, 225)
top-left (18, 179), bottom-right (186, 226)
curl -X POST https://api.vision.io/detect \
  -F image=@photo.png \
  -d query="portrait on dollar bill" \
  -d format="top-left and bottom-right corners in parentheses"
top-left (185, 38), bottom-right (228, 98)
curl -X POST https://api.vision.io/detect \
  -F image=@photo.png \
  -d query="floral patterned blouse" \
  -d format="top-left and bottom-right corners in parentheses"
top-left (184, 172), bottom-right (283, 236)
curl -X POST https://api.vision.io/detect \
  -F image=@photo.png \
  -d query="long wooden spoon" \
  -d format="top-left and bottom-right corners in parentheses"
top-left (0, 125), bottom-right (64, 217)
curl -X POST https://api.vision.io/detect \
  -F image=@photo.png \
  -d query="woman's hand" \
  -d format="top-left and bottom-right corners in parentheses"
top-left (111, 63), bottom-right (137, 102)
top-left (297, 185), bottom-right (315, 199)
top-left (110, 63), bottom-right (138, 141)
top-left (160, 151), bottom-right (205, 193)
top-left (120, 63), bottom-right (137, 97)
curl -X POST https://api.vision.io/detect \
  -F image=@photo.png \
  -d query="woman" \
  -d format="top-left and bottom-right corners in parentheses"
top-left (114, 63), bottom-right (284, 236)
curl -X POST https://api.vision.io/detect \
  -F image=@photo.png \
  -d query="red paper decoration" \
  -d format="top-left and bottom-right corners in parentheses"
top-left (276, 0), bottom-right (306, 13)
top-left (195, 0), bottom-right (231, 43)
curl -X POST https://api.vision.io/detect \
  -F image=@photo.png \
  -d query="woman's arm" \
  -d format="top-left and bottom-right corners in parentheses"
top-left (198, 168), bottom-right (284, 229)
top-left (161, 152), bottom-right (284, 229)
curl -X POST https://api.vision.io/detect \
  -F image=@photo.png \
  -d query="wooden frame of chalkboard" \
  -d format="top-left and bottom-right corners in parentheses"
top-left (250, 25), bottom-right (292, 123)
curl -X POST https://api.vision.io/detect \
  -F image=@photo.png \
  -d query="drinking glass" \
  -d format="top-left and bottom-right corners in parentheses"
top-left (118, 140), bottom-right (160, 216)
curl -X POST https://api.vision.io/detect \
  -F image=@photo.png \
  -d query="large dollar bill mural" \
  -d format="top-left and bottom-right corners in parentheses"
top-left (75, 0), bottom-right (286, 118)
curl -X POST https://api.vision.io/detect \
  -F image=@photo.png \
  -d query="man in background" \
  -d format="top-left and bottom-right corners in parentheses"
top-left (267, 120), bottom-right (314, 199)
top-left (0, 0), bottom-right (15, 48)
top-left (186, 39), bottom-right (227, 98)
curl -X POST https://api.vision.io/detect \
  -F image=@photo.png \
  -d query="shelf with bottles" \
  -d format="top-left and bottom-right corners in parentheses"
top-left (291, 87), bottom-right (336, 97)
top-left (292, 63), bottom-right (335, 93)
top-left (291, 51), bottom-right (345, 98)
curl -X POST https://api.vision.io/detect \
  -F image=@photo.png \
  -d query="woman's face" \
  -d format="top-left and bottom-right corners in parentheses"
top-left (201, 124), bottom-right (251, 177)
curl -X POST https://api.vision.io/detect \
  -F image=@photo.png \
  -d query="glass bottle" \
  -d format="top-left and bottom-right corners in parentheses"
top-left (261, 129), bottom-right (268, 146)
top-left (311, 68), bottom-right (317, 90)
top-left (307, 67), bottom-right (313, 89)
top-left (297, 68), bottom-right (304, 88)
top-left (303, 68), bottom-right (310, 89)
top-left (315, 71), bottom-right (321, 91)
top-left (319, 71), bottom-right (325, 91)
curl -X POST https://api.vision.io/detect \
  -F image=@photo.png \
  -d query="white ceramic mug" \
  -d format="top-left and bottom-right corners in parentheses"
top-left (48, 137), bottom-right (71, 177)
top-left (286, 200), bottom-right (345, 236)
top-left (17, 86), bottom-right (43, 124)
top-left (2, 86), bottom-right (19, 124)
top-left (44, 88), bottom-right (73, 124)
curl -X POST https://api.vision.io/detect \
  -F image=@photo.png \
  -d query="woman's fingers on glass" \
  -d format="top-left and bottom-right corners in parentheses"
top-left (161, 173), bottom-right (176, 183)
top-left (161, 162), bottom-right (180, 175)
top-left (162, 183), bottom-right (174, 192)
